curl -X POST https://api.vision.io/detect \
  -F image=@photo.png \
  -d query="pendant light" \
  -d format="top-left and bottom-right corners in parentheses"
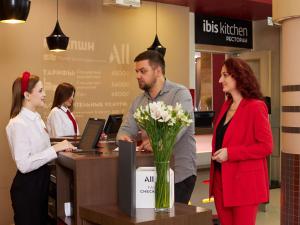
top-left (0, 0), bottom-right (31, 24)
top-left (147, 0), bottom-right (166, 57)
top-left (46, 0), bottom-right (69, 52)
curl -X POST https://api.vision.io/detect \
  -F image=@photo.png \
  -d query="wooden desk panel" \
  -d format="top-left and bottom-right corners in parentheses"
top-left (56, 144), bottom-right (154, 225)
top-left (80, 203), bottom-right (212, 225)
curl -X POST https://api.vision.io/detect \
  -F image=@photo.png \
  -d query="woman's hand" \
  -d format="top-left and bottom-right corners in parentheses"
top-left (53, 140), bottom-right (75, 152)
top-left (212, 147), bottom-right (228, 163)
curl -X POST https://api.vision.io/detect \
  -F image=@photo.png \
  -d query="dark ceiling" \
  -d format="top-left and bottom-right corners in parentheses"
top-left (145, 0), bottom-right (272, 21)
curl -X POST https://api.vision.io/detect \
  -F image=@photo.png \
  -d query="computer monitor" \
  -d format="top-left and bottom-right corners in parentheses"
top-left (194, 111), bottom-right (215, 128)
top-left (103, 114), bottom-right (123, 138)
top-left (78, 118), bottom-right (106, 149)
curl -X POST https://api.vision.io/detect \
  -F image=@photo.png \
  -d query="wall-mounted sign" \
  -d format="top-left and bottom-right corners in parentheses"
top-left (195, 15), bottom-right (253, 49)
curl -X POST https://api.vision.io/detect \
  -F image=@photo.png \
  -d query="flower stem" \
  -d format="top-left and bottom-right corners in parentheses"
top-left (155, 161), bottom-right (170, 210)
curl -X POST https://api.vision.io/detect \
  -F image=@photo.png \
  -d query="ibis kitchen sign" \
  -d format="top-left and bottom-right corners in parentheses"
top-left (195, 15), bottom-right (253, 49)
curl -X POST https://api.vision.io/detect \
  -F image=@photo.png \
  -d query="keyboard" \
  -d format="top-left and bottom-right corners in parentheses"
top-left (71, 149), bottom-right (102, 154)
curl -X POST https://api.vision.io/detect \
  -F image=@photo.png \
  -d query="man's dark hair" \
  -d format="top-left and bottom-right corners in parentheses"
top-left (134, 50), bottom-right (165, 75)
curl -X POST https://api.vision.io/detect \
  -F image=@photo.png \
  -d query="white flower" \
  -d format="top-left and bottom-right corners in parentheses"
top-left (159, 110), bottom-right (171, 122)
top-left (135, 101), bottom-right (192, 129)
top-left (168, 117), bottom-right (176, 126)
top-left (174, 103), bottom-right (182, 112)
top-left (134, 109), bottom-right (141, 119)
top-left (167, 105), bottom-right (173, 112)
top-left (145, 105), bottom-right (149, 112)
top-left (149, 102), bottom-right (163, 120)
top-left (134, 101), bottom-right (192, 163)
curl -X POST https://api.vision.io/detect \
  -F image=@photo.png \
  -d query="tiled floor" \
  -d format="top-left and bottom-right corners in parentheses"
top-left (256, 188), bottom-right (280, 225)
top-left (190, 169), bottom-right (280, 225)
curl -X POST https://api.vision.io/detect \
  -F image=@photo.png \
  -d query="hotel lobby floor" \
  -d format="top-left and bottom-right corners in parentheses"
top-left (190, 169), bottom-right (280, 225)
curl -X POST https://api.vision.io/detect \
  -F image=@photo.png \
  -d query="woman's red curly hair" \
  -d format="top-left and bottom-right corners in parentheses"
top-left (224, 57), bottom-right (263, 100)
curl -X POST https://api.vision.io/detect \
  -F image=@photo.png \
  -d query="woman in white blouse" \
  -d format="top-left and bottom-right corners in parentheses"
top-left (6, 72), bottom-right (74, 225)
top-left (47, 82), bottom-right (79, 137)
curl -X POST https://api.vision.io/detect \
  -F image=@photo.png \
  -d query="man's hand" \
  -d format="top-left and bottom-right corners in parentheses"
top-left (212, 148), bottom-right (228, 163)
top-left (118, 135), bottom-right (133, 142)
top-left (138, 139), bottom-right (153, 152)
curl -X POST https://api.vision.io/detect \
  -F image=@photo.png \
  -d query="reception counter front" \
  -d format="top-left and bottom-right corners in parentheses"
top-left (55, 143), bottom-right (154, 225)
top-left (54, 137), bottom-right (212, 225)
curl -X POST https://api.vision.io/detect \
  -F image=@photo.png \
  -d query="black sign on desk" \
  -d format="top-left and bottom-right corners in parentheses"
top-left (118, 140), bottom-right (136, 217)
top-left (195, 15), bottom-right (253, 49)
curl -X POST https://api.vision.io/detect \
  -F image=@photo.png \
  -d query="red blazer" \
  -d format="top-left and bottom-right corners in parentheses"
top-left (209, 98), bottom-right (273, 207)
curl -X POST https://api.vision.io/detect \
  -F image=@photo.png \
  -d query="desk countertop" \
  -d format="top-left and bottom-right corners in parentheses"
top-left (80, 203), bottom-right (212, 225)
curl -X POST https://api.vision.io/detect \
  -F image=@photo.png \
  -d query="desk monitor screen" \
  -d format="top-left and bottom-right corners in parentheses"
top-left (78, 118), bottom-right (105, 149)
top-left (103, 114), bottom-right (123, 137)
top-left (194, 111), bottom-right (215, 128)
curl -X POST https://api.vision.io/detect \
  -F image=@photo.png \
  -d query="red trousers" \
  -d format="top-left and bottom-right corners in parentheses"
top-left (213, 170), bottom-right (259, 225)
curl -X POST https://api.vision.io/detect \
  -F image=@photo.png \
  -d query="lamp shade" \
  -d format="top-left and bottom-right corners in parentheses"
top-left (46, 21), bottom-right (69, 52)
top-left (0, 0), bottom-right (31, 24)
top-left (147, 34), bottom-right (166, 57)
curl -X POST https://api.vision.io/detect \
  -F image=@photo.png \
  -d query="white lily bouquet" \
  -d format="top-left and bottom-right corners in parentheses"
top-left (134, 101), bottom-right (192, 211)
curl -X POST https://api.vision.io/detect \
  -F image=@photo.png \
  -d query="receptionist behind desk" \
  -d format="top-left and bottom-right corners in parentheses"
top-left (47, 82), bottom-right (79, 137)
top-left (6, 72), bottom-right (74, 225)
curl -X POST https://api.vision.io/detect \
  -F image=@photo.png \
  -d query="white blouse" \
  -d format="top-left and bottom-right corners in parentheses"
top-left (6, 108), bottom-right (57, 174)
top-left (47, 106), bottom-right (79, 137)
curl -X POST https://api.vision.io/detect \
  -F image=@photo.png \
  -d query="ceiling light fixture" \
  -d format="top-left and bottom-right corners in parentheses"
top-left (147, 0), bottom-right (166, 56)
top-left (0, 0), bottom-right (31, 24)
top-left (46, 0), bottom-right (69, 52)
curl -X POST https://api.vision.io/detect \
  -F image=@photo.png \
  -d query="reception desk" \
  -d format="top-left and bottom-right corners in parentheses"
top-left (54, 135), bottom-right (213, 225)
top-left (80, 203), bottom-right (212, 225)
top-left (55, 143), bottom-right (154, 225)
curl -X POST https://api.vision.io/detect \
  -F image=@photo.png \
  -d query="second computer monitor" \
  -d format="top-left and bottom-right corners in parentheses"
top-left (103, 114), bottom-right (123, 138)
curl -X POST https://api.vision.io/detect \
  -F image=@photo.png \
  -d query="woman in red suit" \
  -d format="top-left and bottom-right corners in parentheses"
top-left (210, 58), bottom-right (273, 225)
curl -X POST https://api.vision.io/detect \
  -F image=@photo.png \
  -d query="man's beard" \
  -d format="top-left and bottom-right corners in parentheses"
top-left (139, 79), bottom-right (156, 92)
top-left (140, 83), bottom-right (151, 92)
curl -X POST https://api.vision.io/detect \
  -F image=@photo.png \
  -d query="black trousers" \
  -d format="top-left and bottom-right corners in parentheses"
top-left (175, 175), bottom-right (197, 204)
top-left (10, 165), bottom-right (50, 225)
